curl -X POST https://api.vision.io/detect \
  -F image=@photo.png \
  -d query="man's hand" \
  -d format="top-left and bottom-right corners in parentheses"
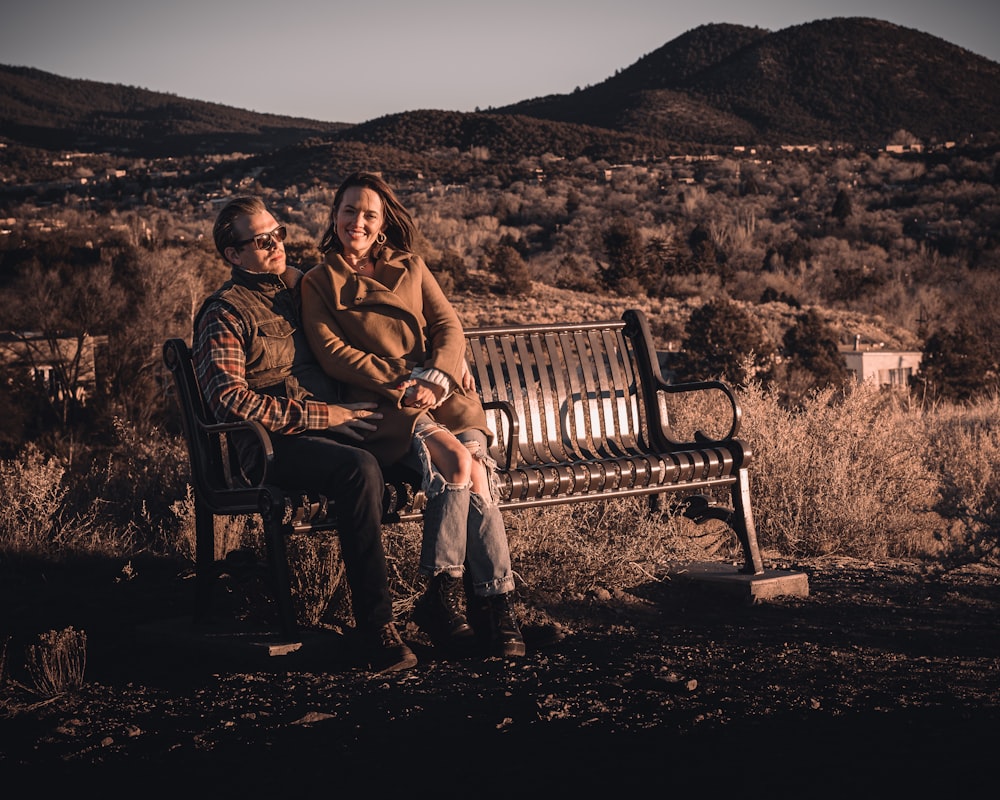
top-left (326, 402), bottom-right (381, 440)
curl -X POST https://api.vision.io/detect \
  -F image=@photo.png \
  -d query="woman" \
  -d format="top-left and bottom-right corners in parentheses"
top-left (300, 171), bottom-right (524, 657)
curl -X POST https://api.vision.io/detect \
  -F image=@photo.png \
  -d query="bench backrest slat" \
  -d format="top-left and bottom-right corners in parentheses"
top-left (465, 319), bottom-right (649, 470)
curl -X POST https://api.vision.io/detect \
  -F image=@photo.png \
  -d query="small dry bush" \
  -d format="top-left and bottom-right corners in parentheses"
top-left (0, 443), bottom-right (69, 555)
top-left (501, 497), bottom-right (705, 596)
top-left (168, 484), bottom-right (262, 562)
top-left (286, 534), bottom-right (347, 628)
top-left (922, 394), bottom-right (1000, 557)
top-left (0, 419), bottom-right (192, 560)
top-left (78, 418), bottom-right (191, 557)
top-left (738, 380), bottom-right (941, 559)
top-left (24, 627), bottom-right (87, 697)
top-left (381, 521), bottom-right (424, 609)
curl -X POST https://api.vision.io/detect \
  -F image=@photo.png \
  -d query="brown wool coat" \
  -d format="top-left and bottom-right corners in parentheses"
top-left (300, 247), bottom-right (488, 466)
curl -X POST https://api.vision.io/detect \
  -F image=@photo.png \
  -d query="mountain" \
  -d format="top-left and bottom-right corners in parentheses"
top-left (334, 109), bottom-right (676, 161)
top-left (0, 64), bottom-right (348, 156)
top-left (498, 18), bottom-right (1000, 145)
top-left (2, 17), bottom-right (998, 159)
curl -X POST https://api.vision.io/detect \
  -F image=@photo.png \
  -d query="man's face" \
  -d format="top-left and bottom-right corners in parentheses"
top-left (226, 210), bottom-right (287, 276)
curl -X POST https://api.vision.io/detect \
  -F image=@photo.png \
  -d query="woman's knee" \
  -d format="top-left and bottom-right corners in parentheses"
top-left (468, 457), bottom-right (490, 496)
top-left (428, 433), bottom-right (472, 485)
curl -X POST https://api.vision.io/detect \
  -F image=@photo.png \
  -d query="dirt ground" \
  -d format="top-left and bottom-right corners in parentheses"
top-left (2, 553), bottom-right (999, 796)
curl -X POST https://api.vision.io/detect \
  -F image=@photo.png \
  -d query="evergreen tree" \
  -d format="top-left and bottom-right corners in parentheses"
top-left (782, 308), bottom-right (850, 403)
top-left (429, 250), bottom-right (468, 293)
top-left (599, 219), bottom-right (648, 294)
top-left (679, 297), bottom-right (774, 385)
top-left (831, 189), bottom-right (853, 225)
top-left (686, 224), bottom-right (729, 278)
top-left (915, 325), bottom-right (994, 402)
top-left (645, 233), bottom-right (684, 286)
top-left (493, 245), bottom-right (533, 297)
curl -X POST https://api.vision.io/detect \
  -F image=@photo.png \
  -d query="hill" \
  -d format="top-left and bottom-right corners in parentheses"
top-left (498, 18), bottom-right (1000, 146)
top-left (3, 17), bottom-right (999, 160)
top-left (0, 64), bottom-right (348, 156)
top-left (333, 109), bottom-right (677, 162)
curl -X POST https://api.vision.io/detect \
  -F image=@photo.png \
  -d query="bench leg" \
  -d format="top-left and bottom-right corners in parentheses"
top-left (261, 515), bottom-right (298, 639)
top-left (194, 500), bottom-right (216, 624)
top-left (732, 467), bottom-right (764, 575)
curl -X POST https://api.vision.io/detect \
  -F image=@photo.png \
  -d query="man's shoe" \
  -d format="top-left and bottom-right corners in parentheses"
top-left (361, 622), bottom-right (418, 673)
top-left (413, 573), bottom-right (474, 648)
top-left (487, 592), bottom-right (526, 657)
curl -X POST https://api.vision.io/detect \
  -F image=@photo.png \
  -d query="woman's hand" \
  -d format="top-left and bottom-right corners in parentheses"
top-left (399, 378), bottom-right (445, 409)
top-left (460, 359), bottom-right (475, 392)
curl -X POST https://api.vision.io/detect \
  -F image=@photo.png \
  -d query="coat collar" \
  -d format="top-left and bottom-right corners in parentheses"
top-left (322, 247), bottom-right (413, 311)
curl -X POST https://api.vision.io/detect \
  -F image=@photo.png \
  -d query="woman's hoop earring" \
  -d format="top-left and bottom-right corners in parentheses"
top-left (376, 232), bottom-right (387, 245)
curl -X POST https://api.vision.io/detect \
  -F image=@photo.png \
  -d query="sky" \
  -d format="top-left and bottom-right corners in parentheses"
top-left (2, 0), bottom-right (998, 125)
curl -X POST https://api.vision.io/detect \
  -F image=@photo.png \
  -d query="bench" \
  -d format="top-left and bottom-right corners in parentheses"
top-left (162, 308), bottom-right (765, 638)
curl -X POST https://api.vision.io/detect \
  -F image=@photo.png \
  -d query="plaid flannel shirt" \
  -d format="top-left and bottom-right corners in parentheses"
top-left (193, 301), bottom-right (331, 435)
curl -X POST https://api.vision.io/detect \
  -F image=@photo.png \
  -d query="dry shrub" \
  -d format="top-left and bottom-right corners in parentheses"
top-left (738, 380), bottom-right (940, 559)
top-left (84, 419), bottom-right (190, 555)
top-left (0, 421), bottom-right (193, 560)
top-left (0, 443), bottom-right (68, 554)
top-left (923, 395), bottom-right (1000, 556)
top-left (168, 485), bottom-right (261, 562)
top-left (381, 521), bottom-right (423, 612)
top-left (286, 534), bottom-right (347, 629)
top-left (25, 627), bottom-right (87, 697)
top-left (502, 497), bottom-right (695, 595)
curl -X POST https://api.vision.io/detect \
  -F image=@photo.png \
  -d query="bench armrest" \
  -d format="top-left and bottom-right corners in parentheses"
top-left (195, 416), bottom-right (276, 489)
top-left (482, 399), bottom-right (519, 471)
top-left (621, 309), bottom-right (743, 444)
top-left (651, 375), bottom-right (743, 443)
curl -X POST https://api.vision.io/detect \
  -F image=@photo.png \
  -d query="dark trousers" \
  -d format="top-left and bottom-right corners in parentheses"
top-left (269, 433), bottom-right (392, 629)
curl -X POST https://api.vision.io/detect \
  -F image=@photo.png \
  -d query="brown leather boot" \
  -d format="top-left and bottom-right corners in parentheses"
top-left (487, 592), bottom-right (526, 657)
top-left (413, 573), bottom-right (474, 648)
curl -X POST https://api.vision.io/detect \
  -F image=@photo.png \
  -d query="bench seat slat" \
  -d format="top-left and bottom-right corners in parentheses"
top-left (499, 446), bottom-right (739, 503)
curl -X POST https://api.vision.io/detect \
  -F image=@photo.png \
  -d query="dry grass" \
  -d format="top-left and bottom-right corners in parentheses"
top-left (23, 627), bottom-right (87, 698)
top-left (921, 395), bottom-right (1000, 555)
top-left (738, 380), bottom-right (944, 559)
top-left (0, 443), bottom-right (68, 554)
top-left (746, 385), bottom-right (999, 561)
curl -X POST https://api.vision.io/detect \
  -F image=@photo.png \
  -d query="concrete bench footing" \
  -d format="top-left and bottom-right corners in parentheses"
top-left (668, 561), bottom-right (809, 602)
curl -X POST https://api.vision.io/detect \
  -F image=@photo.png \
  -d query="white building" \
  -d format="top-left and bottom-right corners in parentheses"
top-left (841, 344), bottom-right (922, 388)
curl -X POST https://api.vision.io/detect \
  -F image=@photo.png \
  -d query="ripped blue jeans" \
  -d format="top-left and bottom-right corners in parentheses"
top-left (410, 424), bottom-right (514, 597)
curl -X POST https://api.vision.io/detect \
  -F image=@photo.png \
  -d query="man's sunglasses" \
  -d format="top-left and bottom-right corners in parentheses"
top-left (233, 225), bottom-right (287, 251)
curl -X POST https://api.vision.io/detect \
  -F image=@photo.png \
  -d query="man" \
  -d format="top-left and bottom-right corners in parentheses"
top-left (192, 196), bottom-right (416, 673)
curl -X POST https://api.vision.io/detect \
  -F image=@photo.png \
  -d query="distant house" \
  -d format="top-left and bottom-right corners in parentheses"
top-left (0, 331), bottom-right (107, 404)
top-left (840, 339), bottom-right (922, 388)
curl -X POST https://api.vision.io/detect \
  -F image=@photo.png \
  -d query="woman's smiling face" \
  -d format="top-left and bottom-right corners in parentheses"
top-left (336, 186), bottom-right (385, 257)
